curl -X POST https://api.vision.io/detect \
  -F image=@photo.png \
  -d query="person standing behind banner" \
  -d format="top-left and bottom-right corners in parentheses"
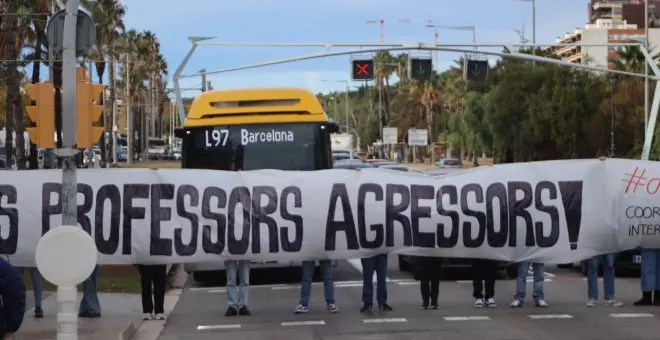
top-left (414, 256), bottom-right (443, 309)
top-left (471, 259), bottom-right (497, 308)
top-left (18, 267), bottom-right (43, 318)
top-left (294, 260), bottom-right (339, 314)
top-left (509, 262), bottom-right (548, 308)
top-left (79, 265), bottom-right (101, 318)
top-left (0, 258), bottom-right (26, 338)
top-left (634, 248), bottom-right (660, 306)
top-left (585, 253), bottom-right (623, 307)
top-left (224, 260), bottom-right (251, 316)
top-left (359, 254), bottom-right (392, 312)
top-left (138, 265), bottom-right (168, 320)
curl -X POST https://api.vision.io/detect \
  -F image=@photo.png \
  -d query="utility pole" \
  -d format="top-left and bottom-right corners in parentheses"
top-left (645, 0), bottom-right (650, 129)
top-left (126, 54), bottom-right (132, 164)
top-left (112, 59), bottom-right (117, 164)
top-left (200, 69), bottom-right (207, 92)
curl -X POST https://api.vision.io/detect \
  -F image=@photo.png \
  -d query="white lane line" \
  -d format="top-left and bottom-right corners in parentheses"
top-left (208, 288), bottom-right (226, 293)
top-left (197, 324), bottom-right (242, 330)
top-left (528, 314), bottom-right (573, 319)
top-left (456, 279), bottom-right (552, 283)
top-left (362, 318), bottom-right (407, 323)
top-left (444, 316), bottom-right (491, 321)
top-left (396, 281), bottom-right (418, 286)
top-left (544, 272), bottom-right (556, 278)
top-left (609, 313), bottom-right (654, 318)
top-left (281, 320), bottom-right (326, 326)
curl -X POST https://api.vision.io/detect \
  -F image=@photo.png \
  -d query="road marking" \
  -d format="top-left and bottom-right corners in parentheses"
top-left (456, 279), bottom-right (552, 283)
top-left (208, 288), bottom-right (226, 293)
top-left (609, 313), bottom-right (654, 318)
top-left (197, 324), bottom-right (242, 330)
top-left (362, 318), bottom-right (407, 323)
top-left (281, 320), bottom-right (326, 326)
top-left (528, 314), bottom-right (573, 319)
top-left (396, 281), bottom-right (418, 286)
top-left (444, 316), bottom-right (491, 321)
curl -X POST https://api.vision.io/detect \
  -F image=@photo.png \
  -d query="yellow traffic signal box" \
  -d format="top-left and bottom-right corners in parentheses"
top-left (76, 67), bottom-right (104, 149)
top-left (25, 82), bottom-right (55, 149)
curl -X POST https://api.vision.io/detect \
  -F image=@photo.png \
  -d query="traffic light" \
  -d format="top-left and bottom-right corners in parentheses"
top-left (25, 82), bottom-right (55, 149)
top-left (408, 57), bottom-right (433, 81)
top-left (351, 59), bottom-right (374, 80)
top-left (463, 59), bottom-right (489, 82)
top-left (76, 67), bottom-right (104, 149)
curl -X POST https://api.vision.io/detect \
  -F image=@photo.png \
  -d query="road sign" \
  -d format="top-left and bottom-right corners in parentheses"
top-left (36, 225), bottom-right (97, 287)
top-left (382, 127), bottom-right (398, 144)
top-left (351, 59), bottom-right (374, 80)
top-left (463, 59), bottom-right (489, 82)
top-left (408, 57), bottom-right (433, 81)
top-left (46, 9), bottom-right (96, 57)
top-left (408, 128), bottom-right (428, 146)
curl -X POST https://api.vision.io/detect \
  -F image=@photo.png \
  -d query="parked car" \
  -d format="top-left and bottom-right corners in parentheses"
top-left (332, 159), bottom-right (373, 170)
top-left (436, 158), bottom-right (462, 169)
top-left (378, 164), bottom-right (410, 172)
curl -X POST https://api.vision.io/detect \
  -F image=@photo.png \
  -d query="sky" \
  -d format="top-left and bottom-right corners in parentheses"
top-left (115, 0), bottom-right (589, 96)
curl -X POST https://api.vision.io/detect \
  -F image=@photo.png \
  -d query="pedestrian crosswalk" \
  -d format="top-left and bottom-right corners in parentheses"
top-left (195, 312), bottom-right (657, 331)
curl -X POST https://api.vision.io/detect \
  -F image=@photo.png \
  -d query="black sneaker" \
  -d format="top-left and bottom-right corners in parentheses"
top-left (35, 307), bottom-right (43, 318)
top-left (225, 307), bottom-right (238, 317)
top-left (238, 306), bottom-right (251, 316)
top-left (378, 303), bottom-right (393, 311)
top-left (420, 304), bottom-right (428, 310)
top-left (360, 303), bottom-right (372, 313)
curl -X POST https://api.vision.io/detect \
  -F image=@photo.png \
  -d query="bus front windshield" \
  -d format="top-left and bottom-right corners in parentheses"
top-left (181, 122), bottom-right (332, 171)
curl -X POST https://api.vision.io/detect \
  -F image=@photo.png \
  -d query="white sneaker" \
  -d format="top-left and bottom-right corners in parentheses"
top-left (585, 299), bottom-right (597, 307)
top-left (327, 304), bottom-right (340, 313)
top-left (510, 300), bottom-right (523, 308)
top-left (154, 313), bottom-right (165, 320)
top-left (485, 298), bottom-right (497, 308)
top-left (294, 304), bottom-right (309, 314)
top-left (605, 299), bottom-right (624, 307)
top-left (535, 299), bottom-right (549, 308)
top-left (474, 298), bottom-right (484, 308)
top-left (142, 313), bottom-right (153, 320)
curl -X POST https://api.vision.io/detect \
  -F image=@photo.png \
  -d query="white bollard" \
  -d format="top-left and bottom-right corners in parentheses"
top-left (36, 225), bottom-right (98, 340)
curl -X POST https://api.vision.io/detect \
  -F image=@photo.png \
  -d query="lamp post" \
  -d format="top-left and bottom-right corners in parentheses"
top-left (512, 0), bottom-right (536, 56)
top-left (321, 80), bottom-right (350, 133)
top-left (425, 24), bottom-right (476, 49)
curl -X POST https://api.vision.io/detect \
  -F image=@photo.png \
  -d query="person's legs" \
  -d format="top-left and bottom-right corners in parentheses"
top-left (430, 275), bottom-right (440, 308)
top-left (296, 260), bottom-right (315, 312)
top-left (360, 257), bottom-right (376, 307)
top-left (531, 263), bottom-right (547, 306)
top-left (225, 260), bottom-right (239, 315)
top-left (513, 262), bottom-right (530, 304)
top-left (29, 268), bottom-right (43, 310)
top-left (237, 260), bottom-right (251, 314)
top-left (636, 249), bottom-right (657, 305)
top-left (375, 254), bottom-right (390, 309)
top-left (483, 260), bottom-right (497, 303)
top-left (586, 256), bottom-right (600, 303)
top-left (138, 266), bottom-right (154, 315)
top-left (320, 260), bottom-right (336, 307)
top-left (420, 277), bottom-right (430, 308)
top-left (152, 265), bottom-right (167, 315)
top-left (471, 260), bottom-right (484, 300)
top-left (79, 265), bottom-right (101, 317)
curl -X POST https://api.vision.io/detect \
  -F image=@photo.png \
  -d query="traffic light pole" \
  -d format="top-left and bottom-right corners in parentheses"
top-left (60, 0), bottom-right (80, 230)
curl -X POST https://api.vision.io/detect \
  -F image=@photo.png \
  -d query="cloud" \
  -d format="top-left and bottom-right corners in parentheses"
top-left (302, 71), bottom-right (321, 91)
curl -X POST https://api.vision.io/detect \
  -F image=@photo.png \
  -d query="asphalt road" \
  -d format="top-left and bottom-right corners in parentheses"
top-left (158, 259), bottom-right (660, 340)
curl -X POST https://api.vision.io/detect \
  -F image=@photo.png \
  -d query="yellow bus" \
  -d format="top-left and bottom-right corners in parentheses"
top-left (175, 87), bottom-right (339, 282)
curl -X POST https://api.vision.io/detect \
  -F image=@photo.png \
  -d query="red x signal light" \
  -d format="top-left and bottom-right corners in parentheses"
top-left (351, 59), bottom-right (374, 80)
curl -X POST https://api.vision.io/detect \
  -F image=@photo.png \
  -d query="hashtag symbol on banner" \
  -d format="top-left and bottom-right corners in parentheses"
top-left (622, 166), bottom-right (648, 193)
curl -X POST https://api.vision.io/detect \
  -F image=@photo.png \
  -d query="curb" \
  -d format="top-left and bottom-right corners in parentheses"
top-left (117, 320), bottom-right (137, 340)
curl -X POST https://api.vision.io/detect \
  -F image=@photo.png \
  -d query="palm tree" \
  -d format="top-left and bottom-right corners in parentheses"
top-left (82, 0), bottom-right (126, 164)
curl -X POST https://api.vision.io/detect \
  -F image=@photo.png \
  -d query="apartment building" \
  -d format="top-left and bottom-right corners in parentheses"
top-left (548, 1), bottom-right (660, 68)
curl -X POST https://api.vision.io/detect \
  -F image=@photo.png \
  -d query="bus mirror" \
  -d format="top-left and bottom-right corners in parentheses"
top-left (174, 127), bottom-right (185, 138)
top-left (326, 122), bottom-right (340, 133)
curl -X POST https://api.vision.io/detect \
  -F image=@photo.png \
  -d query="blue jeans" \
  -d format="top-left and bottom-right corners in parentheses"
top-left (587, 253), bottom-right (616, 300)
top-left (361, 254), bottom-right (388, 305)
top-left (299, 260), bottom-right (335, 307)
top-left (514, 262), bottom-right (545, 302)
top-left (225, 260), bottom-right (250, 309)
top-left (19, 267), bottom-right (43, 308)
top-left (79, 265), bottom-right (101, 314)
top-left (641, 249), bottom-right (660, 291)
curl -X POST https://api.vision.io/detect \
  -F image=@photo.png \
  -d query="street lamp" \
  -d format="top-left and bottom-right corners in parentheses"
top-left (512, 0), bottom-right (536, 54)
top-left (365, 19), bottom-right (432, 42)
top-left (321, 80), bottom-right (350, 133)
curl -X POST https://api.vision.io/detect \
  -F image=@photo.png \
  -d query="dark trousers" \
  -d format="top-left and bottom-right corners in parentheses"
top-left (420, 276), bottom-right (440, 306)
top-left (361, 254), bottom-right (388, 305)
top-left (139, 265), bottom-right (167, 314)
top-left (471, 259), bottom-right (497, 299)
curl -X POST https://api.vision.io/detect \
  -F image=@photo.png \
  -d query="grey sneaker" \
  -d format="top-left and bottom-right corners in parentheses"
top-left (327, 304), bottom-right (340, 313)
top-left (294, 304), bottom-right (309, 314)
top-left (605, 299), bottom-right (623, 307)
top-left (535, 299), bottom-right (549, 308)
top-left (585, 299), bottom-right (597, 307)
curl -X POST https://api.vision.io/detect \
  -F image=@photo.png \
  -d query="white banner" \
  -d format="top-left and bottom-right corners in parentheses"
top-left (1, 158), bottom-right (659, 266)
